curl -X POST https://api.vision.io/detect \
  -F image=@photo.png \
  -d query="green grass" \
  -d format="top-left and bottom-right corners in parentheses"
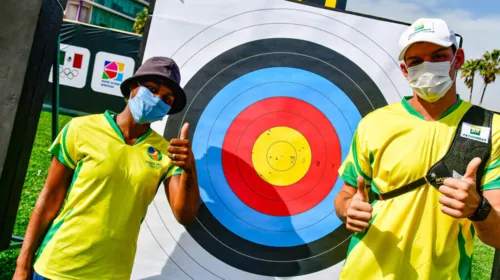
top-left (472, 238), bottom-right (497, 279)
top-left (0, 111), bottom-right (496, 279)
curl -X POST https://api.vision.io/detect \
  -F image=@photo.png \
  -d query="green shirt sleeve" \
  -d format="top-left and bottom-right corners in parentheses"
top-left (338, 123), bottom-right (373, 188)
top-left (482, 114), bottom-right (500, 191)
top-left (165, 164), bottom-right (183, 178)
top-left (48, 120), bottom-right (79, 169)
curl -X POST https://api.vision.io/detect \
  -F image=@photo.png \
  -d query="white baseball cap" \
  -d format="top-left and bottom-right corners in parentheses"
top-left (398, 18), bottom-right (458, 61)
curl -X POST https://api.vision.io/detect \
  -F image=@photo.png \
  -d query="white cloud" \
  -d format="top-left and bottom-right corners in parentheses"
top-left (347, 0), bottom-right (500, 112)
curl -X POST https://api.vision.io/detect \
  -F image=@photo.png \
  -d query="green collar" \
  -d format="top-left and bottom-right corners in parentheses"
top-left (401, 95), bottom-right (463, 121)
top-left (103, 110), bottom-right (152, 146)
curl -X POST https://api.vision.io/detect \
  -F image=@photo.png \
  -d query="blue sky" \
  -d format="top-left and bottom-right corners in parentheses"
top-left (348, 0), bottom-right (500, 19)
top-left (430, 0), bottom-right (500, 18)
top-left (416, 0), bottom-right (499, 17)
top-left (345, 0), bottom-right (500, 111)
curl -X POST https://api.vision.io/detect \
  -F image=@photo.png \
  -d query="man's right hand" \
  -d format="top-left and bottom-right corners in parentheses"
top-left (345, 176), bottom-right (373, 232)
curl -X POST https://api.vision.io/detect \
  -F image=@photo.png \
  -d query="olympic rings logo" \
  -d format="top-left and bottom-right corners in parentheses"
top-left (59, 66), bottom-right (79, 80)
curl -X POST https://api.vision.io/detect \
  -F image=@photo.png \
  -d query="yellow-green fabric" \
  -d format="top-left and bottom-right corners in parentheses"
top-left (34, 110), bottom-right (182, 280)
top-left (338, 97), bottom-right (500, 280)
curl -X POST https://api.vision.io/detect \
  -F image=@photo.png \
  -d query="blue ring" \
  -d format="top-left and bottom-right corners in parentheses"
top-left (193, 67), bottom-right (361, 246)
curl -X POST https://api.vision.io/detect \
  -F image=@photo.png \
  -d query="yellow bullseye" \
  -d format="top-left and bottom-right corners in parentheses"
top-left (252, 126), bottom-right (311, 186)
top-left (267, 141), bottom-right (296, 171)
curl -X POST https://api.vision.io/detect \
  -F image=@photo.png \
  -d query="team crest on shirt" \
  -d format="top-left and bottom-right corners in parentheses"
top-left (146, 146), bottom-right (163, 169)
top-left (147, 146), bottom-right (163, 161)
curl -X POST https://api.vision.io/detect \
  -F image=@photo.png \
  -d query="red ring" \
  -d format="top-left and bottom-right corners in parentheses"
top-left (236, 112), bottom-right (325, 201)
top-left (222, 97), bottom-right (341, 216)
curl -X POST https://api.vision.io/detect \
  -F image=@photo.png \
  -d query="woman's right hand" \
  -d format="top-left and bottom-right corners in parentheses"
top-left (12, 264), bottom-right (32, 280)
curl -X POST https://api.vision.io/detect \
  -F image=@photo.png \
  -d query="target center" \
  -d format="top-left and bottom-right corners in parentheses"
top-left (252, 126), bottom-right (311, 186)
top-left (266, 141), bottom-right (297, 171)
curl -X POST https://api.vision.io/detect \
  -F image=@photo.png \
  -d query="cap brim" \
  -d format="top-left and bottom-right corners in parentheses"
top-left (398, 38), bottom-right (454, 61)
top-left (120, 73), bottom-right (187, 115)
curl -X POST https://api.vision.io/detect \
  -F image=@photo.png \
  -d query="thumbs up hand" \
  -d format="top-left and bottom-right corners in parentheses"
top-left (168, 123), bottom-right (195, 171)
top-left (345, 176), bottom-right (373, 232)
top-left (438, 157), bottom-right (482, 219)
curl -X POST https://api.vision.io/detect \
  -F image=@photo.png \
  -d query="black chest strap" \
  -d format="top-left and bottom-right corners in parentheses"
top-left (377, 105), bottom-right (494, 201)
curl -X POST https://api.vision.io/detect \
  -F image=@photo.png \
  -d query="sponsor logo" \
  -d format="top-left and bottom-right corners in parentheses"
top-left (460, 122), bottom-right (490, 144)
top-left (102, 61), bottom-right (125, 82)
top-left (470, 126), bottom-right (481, 136)
top-left (91, 52), bottom-right (135, 96)
top-left (408, 21), bottom-right (435, 39)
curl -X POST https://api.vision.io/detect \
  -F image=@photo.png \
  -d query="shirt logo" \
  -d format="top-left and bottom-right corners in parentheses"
top-left (147, 146), bottom-right (163, 161)
top-left (460, 122), bottom-right (490, 144)
top-left (146, 146), bottom-right (163, 169)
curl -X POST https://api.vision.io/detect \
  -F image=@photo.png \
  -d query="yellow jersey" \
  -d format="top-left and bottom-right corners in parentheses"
top-left (338, 97), bottom-right (500, 280)
top-left (34, 110), bottom-right (182, 280)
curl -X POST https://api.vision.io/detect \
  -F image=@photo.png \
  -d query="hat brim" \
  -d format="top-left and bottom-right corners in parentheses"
top-left (398, 38), bottom-right (454, 61)
top-left (120, 73), bottom-right (187, 115)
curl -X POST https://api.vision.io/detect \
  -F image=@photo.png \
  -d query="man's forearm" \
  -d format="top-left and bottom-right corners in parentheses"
top-left (474, 208), bottom-right (500, 249)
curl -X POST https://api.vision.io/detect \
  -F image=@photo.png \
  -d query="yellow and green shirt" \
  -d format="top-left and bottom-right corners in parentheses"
top-left (338, 97), bottom-right (500, 280)
top-left (34, 110), bottom-right (182, 280)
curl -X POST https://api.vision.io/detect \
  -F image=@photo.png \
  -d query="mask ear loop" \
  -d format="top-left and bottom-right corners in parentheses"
top-left (450, 50), bottom-right (459, 82)
top-left (450, 33), bottom-right (463, 83)
top-left (129, 81), bottom-right (146, 98)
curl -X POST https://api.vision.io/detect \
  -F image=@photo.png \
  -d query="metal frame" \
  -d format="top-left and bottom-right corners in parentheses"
top-left (9, 236), bottom-right (24, 250)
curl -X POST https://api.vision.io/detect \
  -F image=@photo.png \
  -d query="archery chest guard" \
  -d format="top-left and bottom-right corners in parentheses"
top-left (377, 105), bottom-right (494, 201)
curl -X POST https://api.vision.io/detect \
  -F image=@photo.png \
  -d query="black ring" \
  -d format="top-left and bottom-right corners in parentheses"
top-left (161, 38), bottom-right (387, 276)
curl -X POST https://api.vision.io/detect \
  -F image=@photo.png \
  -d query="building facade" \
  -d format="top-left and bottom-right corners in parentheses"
top-left (65, 0), bottom-right (149, 33)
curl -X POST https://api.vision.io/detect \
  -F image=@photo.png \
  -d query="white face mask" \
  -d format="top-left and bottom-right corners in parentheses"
top-left (406, 54), bottom-right (458, 103)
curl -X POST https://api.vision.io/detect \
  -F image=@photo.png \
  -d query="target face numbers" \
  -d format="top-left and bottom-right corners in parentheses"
top-left (134, 1), bottom-right (410, 279)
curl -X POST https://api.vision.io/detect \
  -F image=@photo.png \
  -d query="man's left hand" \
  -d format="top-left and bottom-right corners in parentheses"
top-left (168, 123), bottom-right (195, 172)
top-left (438, 157), bottom-right (482, 219)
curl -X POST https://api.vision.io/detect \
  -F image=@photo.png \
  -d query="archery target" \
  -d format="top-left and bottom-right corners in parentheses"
top-left (133, 1), bottom-right (412, 279)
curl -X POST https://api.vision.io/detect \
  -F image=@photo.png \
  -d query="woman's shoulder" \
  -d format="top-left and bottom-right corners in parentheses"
top-left (147, 129), bottom-right (171, 150)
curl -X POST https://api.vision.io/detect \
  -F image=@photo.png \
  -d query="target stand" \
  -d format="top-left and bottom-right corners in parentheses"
top-left (132, 1), bottom-right (411, 279)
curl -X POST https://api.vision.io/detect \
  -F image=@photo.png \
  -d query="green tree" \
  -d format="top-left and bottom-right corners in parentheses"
top-left (478, 49), bottom-right (500, 106)
top-left (460, 59), bottom-right (482, 102)
top-left (133, 7), bottom-right (149, 35)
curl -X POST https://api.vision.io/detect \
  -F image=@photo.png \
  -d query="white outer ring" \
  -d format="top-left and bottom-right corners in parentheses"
top-left (134, 5), bottom-right (410, 280)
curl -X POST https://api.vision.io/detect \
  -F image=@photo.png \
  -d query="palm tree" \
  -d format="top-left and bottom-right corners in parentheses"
top-left (133, 7), bottom-right (149, 35)
top-left (460, 59), bottom-right (482, 102)
top-left (478, 49), bottom-right (500, 106)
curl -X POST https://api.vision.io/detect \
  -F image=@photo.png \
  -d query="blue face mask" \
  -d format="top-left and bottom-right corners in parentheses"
top-left (128, 85), bottom-right (171, 124)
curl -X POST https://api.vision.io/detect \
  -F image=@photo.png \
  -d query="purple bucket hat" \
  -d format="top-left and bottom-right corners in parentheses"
top-left (120, 56), bottom-right (186, 114)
